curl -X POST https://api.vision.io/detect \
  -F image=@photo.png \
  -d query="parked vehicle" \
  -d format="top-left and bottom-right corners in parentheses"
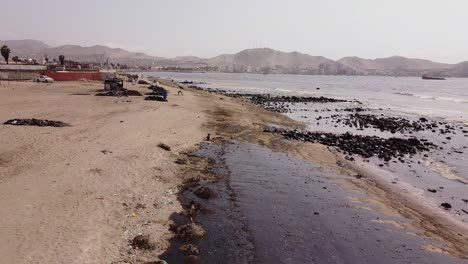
top-left (35, 75), bottom-right (54, 83)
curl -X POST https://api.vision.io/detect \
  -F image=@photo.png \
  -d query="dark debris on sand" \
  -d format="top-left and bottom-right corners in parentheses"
top-left (158, 143), bottom-right (171, 151)
top-left (95, 89), bottom-right (142, 97)
top-left (335, 114), bottom-right (451, 134)
top-left (273, 130), bottom-right (436, 161)
top-left (185, 85), bottom-right (350, 113)
top-left (193, 186), bottom-right (216, 199)
top-left (174, 223), bottom-right (206, 242)
top-left (145, 96), bottom-right (167, 102)
top-left (3, 118), bottom-right (70, 127)
top-left (227, 94), bottom-right (349, 113)
top-left (130, 235), bottom-right (155, 250)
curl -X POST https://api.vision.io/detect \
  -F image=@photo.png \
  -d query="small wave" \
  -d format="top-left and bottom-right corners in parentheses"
top-left (432, 96), bottom-right (468, 104)
top-left (394, 92), bottom-right (468, 103)
top-left (273, 88), bottom-right (292, 93)
top-left (394, 92), bottom-right (414, 96)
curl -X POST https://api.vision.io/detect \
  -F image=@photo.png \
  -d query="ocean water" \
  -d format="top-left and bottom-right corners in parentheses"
top-left (142, 72), bottom-right (468, 122)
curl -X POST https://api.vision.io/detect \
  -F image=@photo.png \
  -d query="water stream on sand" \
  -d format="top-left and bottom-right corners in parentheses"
top-left (161, 142), bottom-right (465, 264)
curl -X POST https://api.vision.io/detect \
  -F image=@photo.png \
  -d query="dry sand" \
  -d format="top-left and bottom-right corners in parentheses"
top-left (0, 80), bottom-right (206, 263)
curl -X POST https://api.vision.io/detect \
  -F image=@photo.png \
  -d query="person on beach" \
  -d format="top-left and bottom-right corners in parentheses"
top-left (177, 85), bottom-right (184, 96)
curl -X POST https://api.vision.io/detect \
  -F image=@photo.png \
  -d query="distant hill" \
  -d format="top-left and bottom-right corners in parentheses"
top-left (0, 39), bottom-right (159, 66)
top-left (41, 45), bottom-right (159, 65)
top-left (338, 56), bottom-right (452, 76)
top-left (0, 39), bottom-right (50, 56)
top-left (157, 56), bottom-right (209, 67)
top-left (2, 39), bottom-right (468, 77)
top-left (447, 61), bottom-right (468, 78)
top-left (209, 48), bottom-right (357, 75)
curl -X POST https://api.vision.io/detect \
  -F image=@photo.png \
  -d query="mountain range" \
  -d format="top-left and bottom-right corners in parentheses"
top-left (1, 39), bottom-right (468, 77)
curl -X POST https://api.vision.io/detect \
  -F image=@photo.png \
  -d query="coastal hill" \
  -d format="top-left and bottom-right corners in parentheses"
top-left (44, 45), bottom-right (157, 62)
top-left (0, 39), bottom-right (158, 65)
top-left (447, 61), bottom-right (468, 77)
top-left (338, 56), bottom-right (452, 76)
top-left (0, 39), bottom-right (51, 55)
top-left (208, 48), bottom-right (357, 75)
top-left (2, 39), bottom-right (468, 77)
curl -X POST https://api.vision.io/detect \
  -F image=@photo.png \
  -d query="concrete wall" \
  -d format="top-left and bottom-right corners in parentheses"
top-left (0, 65), bottom-right (47, 71)
top-left (0, 65), bottom-right (46, 80)
top-left (0, 71), bottom-right (40, 80)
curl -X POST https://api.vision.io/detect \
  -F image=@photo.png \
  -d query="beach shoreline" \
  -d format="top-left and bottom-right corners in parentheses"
top-left (161, 82), bottom-right (468, 263)
top-left (0, 78), bottom-right (467, 263)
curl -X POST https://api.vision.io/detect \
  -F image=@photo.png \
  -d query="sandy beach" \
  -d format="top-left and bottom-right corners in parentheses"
top-left (1, 79), bottom-right (468, 263)
top-left (0, 80), bottom-right (207, 263)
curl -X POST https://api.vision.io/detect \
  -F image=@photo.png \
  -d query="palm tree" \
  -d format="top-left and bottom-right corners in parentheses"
top-left (59, 55), bottom-right (65, 66)
top-left (1, 45), bottom-right (11, 64)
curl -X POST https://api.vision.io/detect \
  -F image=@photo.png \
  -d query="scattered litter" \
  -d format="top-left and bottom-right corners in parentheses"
top-left (158, 143), bottom-right (171, 151)
top-left (174, 158), bottom-right (188, 165)
top-left (179, 244), bottom-right (200, 256)
top-left (125, 90), bottom-right (143, 96)
top-left (194, 187), bottom-right (216, 199)
top-left (145, 96), bottom-right (167, 102)
top-left (96, 89), bottom-right (142, 97)
top-left (130, 235), bottom-right (155, 250)
top-left (175, 223), bottom-right (206, 241)
top-left (135, 203), bottom-right (146, 209)
top-left (441, 203), bottom-right (452, 210)
top-left (4, 118), bottom-right (70, 127)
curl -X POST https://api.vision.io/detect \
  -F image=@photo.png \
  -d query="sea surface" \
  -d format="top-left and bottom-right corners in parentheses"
top-left (143, 72), bottom-right (468, 123)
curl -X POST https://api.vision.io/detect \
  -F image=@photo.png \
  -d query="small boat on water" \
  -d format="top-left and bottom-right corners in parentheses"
top-left (422, 75), bottom-right (446, 80)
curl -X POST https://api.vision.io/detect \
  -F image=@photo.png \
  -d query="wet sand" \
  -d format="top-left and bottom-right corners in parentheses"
top-left (159, 85), bottom-right (468, 263)
top-left (165, 142), bottom-right (465, 263)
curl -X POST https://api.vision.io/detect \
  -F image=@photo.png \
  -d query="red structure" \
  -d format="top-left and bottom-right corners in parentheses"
top-left (43, 71), bottom-right (105, 81)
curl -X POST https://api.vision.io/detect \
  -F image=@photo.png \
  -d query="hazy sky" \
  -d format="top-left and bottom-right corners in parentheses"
top-left (1, 0), bottom-right (467, 63)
